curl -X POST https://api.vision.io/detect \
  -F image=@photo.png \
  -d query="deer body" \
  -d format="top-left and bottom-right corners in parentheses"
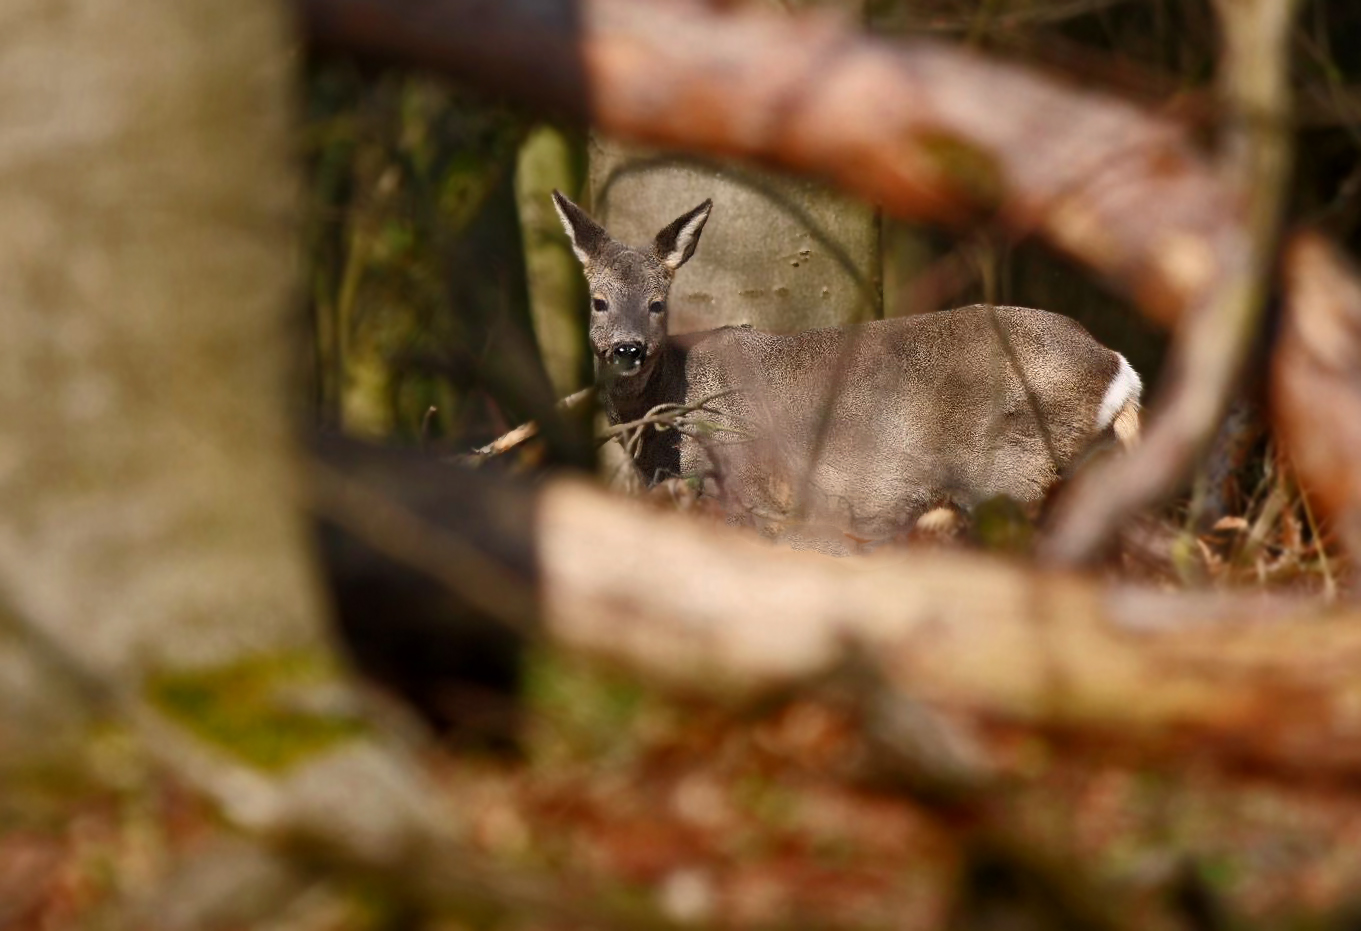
top-left (552, 192), bottom-right (1142, 545)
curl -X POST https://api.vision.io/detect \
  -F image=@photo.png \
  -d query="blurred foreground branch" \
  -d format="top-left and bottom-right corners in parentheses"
top-left (299, 0), bottom-right (1243, 327)
top-left (320, 453), bottom-right (1361, 779)
top-left (533, 477), bottom-right (1361, 775)
top-left (1044, 0), bottom-right (1303, 562)
top-left (1272, 234), bottom-right (1361, 558)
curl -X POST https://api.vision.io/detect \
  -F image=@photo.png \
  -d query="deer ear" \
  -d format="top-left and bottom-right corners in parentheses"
top-left (551, 190), bottom-right (609, 266)
top-left (653, 199), bottom-right (712, 271)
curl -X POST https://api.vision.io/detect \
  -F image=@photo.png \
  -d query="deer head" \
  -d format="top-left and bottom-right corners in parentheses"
top-left (551, 190), bottom-right (712, 393)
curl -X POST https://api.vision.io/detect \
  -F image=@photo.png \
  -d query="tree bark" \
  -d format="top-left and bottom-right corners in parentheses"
top-left (0, 0), bottom-right (443, 872)
top-left (516, 126), bottom-right (591, 394)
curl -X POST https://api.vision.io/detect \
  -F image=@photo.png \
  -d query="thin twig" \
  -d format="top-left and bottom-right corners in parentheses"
top-left (463, 387), bottom-right (594, 459)
top-left (598, 389), bottom-right (739, 441)
top-left (1294, 456), bottom-right (1340, 602)
top-left (607, 390), bottom-right (748, 489)
top-left (420, 405), bottom-right (439, 449)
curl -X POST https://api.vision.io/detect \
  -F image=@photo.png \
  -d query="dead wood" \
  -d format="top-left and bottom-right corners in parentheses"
top-left (1043, 0), bottom-right (1302, 563)
top-left (307, 452), bottom-right (1361, 779)
top-left (1271, 233), bottom-right (1361, 561)
top-left (535, 477), bottom-right (1361, 776)
top-left (461, 386), bottom-right (595, 461)
top-left (298, 0), bottom-right (1244, 327)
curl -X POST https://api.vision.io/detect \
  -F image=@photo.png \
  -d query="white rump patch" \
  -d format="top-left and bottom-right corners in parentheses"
top-left (1096, 353), bottom-right (1143, 430)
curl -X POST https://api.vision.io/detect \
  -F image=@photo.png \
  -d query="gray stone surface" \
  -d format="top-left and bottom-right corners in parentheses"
top-left (587, 139), bottom-right (881, 335)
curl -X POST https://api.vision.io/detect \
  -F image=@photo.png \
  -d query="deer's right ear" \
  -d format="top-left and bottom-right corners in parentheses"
top-left (551, 190), bottom-right (608, 266)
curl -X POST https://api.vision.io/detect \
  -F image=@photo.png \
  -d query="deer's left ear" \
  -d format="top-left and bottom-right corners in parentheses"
top-left (653, 199), bottom-right (712, 271)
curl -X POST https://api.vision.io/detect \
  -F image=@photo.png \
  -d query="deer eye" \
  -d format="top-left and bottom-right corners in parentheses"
top-left (592, 298), bottom-right (608, 313)
top-left (648, 301), bottom-right (665, 314)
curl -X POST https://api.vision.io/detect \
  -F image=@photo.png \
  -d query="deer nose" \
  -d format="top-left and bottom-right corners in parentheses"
top-left (610, 342), bottom-right (645, 366)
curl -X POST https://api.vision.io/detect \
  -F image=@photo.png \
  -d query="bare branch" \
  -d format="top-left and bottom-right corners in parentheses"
top-left (1043, 0), bottom-right (1303, 563)
top-left (461, 387), bottom-right (595, 461)
top-left (1271, 233), bottom-right (1361, 561)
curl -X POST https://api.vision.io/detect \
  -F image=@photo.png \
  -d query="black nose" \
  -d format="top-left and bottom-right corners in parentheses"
top-left (610, 342), bottom-right (645, 366)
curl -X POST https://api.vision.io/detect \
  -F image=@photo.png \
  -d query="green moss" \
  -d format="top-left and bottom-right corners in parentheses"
top-left (524, 648), bottom-right (657, 767)
top-left (916, 133), bottom-right (1007, 210)
top-left (147, 652), bottom-right (367, 772)
top-left (973, 494), bottom-right (1034, 554)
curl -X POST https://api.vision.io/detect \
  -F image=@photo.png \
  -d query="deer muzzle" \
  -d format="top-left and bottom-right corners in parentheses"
top-left (608, 341), bottom-right (646, 374)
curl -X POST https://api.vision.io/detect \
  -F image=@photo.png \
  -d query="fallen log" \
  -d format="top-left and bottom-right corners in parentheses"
top-left (314, 447), bottom-right (1361, 779)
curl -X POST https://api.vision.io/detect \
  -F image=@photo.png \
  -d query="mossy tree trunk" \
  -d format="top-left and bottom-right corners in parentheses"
top-left (0, 0), bottom-right (438, 868)
top-left (516, 126), bottom-right (590, 396)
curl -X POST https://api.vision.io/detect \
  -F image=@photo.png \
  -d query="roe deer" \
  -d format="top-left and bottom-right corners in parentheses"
top-left (552, 191), bottom-right (1142, 549)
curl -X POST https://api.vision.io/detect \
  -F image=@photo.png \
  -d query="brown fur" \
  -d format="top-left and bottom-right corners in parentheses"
top-left (552, 191), bottom-right (1143, 544)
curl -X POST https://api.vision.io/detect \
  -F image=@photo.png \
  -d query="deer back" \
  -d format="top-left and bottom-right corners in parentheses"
top-left (668, 305), bottom-right (1140, 540)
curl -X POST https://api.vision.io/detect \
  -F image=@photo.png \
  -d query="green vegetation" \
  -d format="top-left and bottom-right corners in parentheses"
top-left (147, 651), bottom-right (367, 771)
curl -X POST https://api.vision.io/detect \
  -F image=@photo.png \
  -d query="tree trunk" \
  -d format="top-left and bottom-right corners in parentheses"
top-left (0, 0), bottom-right (440, 868)
top-left (517, 126), bottom-right (591, 395)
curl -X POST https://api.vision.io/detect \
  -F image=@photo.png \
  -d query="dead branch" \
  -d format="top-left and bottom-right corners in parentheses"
top-left (1043, 0), bottom-right (1302, 563)
top-left (533, 476), bottom-right (1361, 777)
top-left (298, 0), bottom-right (1242, 325)
top-left (315, 454), bottom-right (1361, 779)
top-left (599, 389), bottom-right (741, 442)
top-left (462, 386), bottom-right (595, 461)
top-left (463, 388), bottom-right (737, 481)
top-left (1271, 233), bottom-right (1361, 560)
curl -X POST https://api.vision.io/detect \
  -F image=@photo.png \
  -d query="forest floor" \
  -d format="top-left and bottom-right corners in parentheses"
top-left (3, 476), bottom-right (1356, 930)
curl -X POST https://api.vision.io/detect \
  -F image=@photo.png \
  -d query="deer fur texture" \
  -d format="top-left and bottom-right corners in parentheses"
top-left (552, 190), bottom-right (1142, 548)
